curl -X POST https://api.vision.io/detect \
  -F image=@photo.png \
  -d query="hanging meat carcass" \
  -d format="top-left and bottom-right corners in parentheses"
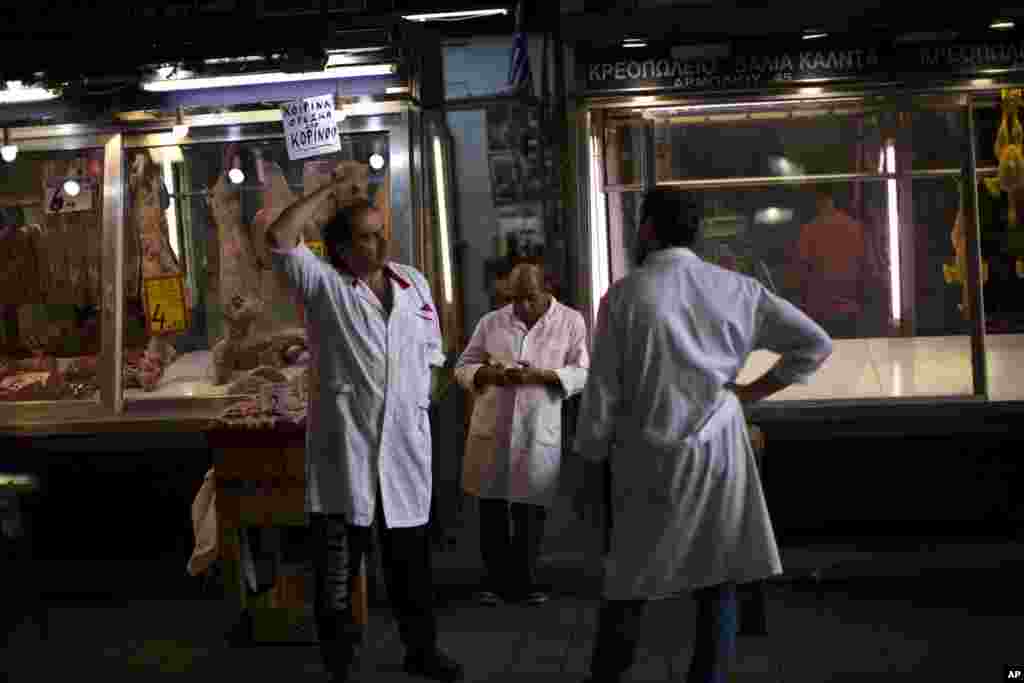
top-left (125, 151), bottom-right (184, 389)
top-left (249, 154), bottom-right (305, 334)
top-left (39, 156), bottom-right (102, 305)
top-left (208, 147), bottom-right (309, 386)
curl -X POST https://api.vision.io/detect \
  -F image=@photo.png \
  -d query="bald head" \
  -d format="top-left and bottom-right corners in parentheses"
top-left (510, 263), bottom-right (551, 327)
top-left (509, 263), bottom-right (546, 291)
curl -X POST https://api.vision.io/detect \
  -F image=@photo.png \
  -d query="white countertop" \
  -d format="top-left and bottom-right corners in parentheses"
top-left (737, 334), bottom-right (1024, 402)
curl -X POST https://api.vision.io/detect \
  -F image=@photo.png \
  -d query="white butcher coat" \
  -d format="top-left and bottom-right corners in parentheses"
top-left (455, 300), bottom-right (589, 508)
top-left (574, 248), bottom-right (832, 600)
top-left (270, 244), bottom-right (445, 527)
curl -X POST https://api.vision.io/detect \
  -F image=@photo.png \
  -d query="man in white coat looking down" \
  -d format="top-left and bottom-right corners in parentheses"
top-left (573, 189), bottom-right (833, 683)
top-left (455, 263), bottom-right (589, 606)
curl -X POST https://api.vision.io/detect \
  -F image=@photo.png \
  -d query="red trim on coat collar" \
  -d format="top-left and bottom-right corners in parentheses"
top-left (333, 258), bottom-right (410, 289)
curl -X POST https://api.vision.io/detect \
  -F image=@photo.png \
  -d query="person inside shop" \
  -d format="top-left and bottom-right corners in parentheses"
top-left (266, 185), bottom-right (462, 683)
top-left (793, 184), bottom-right (871, 338)
top-left (454, 263), bottom-right (589, 607)
top-left (572, 189), bottom-right (832, 683)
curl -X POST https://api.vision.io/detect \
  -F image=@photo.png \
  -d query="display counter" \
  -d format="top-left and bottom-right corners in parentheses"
top-left (5, 334), bottom-right (1024, 436)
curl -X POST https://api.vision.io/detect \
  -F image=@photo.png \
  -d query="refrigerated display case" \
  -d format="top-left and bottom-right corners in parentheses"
top-left (0, 93), bottom-right (457, 433)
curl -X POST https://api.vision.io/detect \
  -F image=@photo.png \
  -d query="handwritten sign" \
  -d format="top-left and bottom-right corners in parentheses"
top-left (281, 94), bottom-right (341, 161)
top-left (143, 274), bottom-right (189, 336)
top-left (306, 240), bottom-right (327, 261)
top-left (45, 177), bottom-right (96, 215)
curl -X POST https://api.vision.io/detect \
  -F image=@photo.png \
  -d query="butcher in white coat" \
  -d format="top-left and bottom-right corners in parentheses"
top-left (455, 263), bottom-right (589, 606)
top-left (267, 189), bottom-right (462, 683)
top-left (574, 190), bottom-right (832, 683)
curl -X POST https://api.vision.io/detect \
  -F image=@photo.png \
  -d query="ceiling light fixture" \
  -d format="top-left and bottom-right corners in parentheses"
top-left (623, 39), bottom-right (648, 48)
top-left (228, 156), bottom-right (244, 185)
top-left (1, 128), bottom-right (16, 163)
top-left (172, 107), bottom-right (189, 139)
top-left (402, 8), bottom-right (508, 22)
top-left (203, 55), bottom-right (265, 65)
top-left (991, 19), bottom-right (1015, 30)
top-left (141, 63), bottom-right (396, 92)
top-left (802, 30), bottom-right (828, 40)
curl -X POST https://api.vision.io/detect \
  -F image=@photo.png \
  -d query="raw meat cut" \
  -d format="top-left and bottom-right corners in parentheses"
top-left (40, 156), bottom-right (102, 305)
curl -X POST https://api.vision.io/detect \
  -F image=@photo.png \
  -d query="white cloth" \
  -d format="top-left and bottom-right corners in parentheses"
top-left (187, 468), bottom-right (217, 577)
top-left (270, 244), bottom-right (445, 527)
top-left (574, 248), bottom-right (832, 599)
top-left (455, 300), bottom-right (589, 508)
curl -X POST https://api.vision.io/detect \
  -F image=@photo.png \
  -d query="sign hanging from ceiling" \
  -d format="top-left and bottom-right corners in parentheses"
top-left (281, 94), bottom-right (342, 160)
top-left (578, 35), bottom-right (1024, 94)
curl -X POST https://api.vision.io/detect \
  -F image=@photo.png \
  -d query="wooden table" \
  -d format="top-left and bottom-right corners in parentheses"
top-left (206, 426), bottom-right (368, 645)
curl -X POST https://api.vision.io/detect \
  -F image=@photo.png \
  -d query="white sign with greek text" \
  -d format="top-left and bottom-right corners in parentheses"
top-left (281, 94), bottom-right (341, 161)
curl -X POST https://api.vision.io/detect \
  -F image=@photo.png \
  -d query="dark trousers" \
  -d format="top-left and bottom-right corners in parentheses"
top-left (478, 497), bottom-right (547, 596)
top-left (311, 495), bottom-right (438, 674)
top-left (590, 583), bottom-right (738, 683)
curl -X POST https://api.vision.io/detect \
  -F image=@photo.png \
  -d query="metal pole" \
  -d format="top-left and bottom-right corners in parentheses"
top-left (963, 97), bottom-right (989, 398)
top-left (641, 119), bottom-right (656, 193)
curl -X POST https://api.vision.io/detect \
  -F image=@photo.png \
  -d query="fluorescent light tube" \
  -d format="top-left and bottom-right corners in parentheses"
top-left (142, 64), bottom-right (396, 92)
top-left (885, 141), bottom-right (902, 323)
top-left (403, 8), bottom-right (507, 21)
top-left (588, 114), bottom-right (610, 323)
top-left (432, 136), bottom-right (454, 305)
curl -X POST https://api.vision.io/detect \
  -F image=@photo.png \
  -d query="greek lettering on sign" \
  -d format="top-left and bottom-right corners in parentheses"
top-left (281, 94), bottom-right (342, 161)
top-left (589, 58), bottom-right (716, 82)
top-left (920, 42), bottom-right (1024, 67)
top-left (798, 49), bottom-right (870, 72)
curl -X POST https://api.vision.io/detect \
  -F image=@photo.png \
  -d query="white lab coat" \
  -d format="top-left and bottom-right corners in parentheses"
top-left (270, 244), bottom-right (445, 527)
top-left (455, 300), bottom-right (589, 508)
top-left (574, 248), bottom-right (832, 600)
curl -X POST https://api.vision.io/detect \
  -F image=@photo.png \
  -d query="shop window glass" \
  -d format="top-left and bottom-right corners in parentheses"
top-left (443, 38), bottom-right (515, 100)
top-left (604, 121), bottom-right (646, 187)
top-left (603, 97), bottom-right (979, 400)
top-left (972, 93), bottom-right (1024, 400)
top-left (651, 106), bottom-right (886, 183)
top-left (1, 149), bottom-right (105, 402)
top-left (122, 133), bottom-right (389, 402)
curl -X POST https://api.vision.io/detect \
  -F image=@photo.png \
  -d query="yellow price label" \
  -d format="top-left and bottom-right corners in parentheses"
top-left (307, 240), bottom-right (327, 261)
top-left (143, 275), bottom-right (189, 336)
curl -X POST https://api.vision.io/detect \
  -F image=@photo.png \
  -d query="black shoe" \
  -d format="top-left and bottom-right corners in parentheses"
top-left (521, 590), bottom-right (550, 606)
top-left (402, 648), bottom-right (464, 682)
top-left (474, 589), bottom-right (501, 606)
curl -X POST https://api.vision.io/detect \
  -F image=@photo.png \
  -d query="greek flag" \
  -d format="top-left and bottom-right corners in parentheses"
top-left (508, 30), bottom-right (532, 92)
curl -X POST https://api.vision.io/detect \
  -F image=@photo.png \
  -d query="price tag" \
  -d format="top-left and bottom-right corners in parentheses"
top-left (44, 177), bottom-right (96, 215)
top-left (307, 240), bottom-right (327, 261)
top-left (143, 275), bottom-right (189, 336)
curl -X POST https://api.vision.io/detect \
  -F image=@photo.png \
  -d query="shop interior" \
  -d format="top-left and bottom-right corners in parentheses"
top-left (589, 91), bottom-right (1024, 401)
top-left (0, 99), bottom-right (457, 414)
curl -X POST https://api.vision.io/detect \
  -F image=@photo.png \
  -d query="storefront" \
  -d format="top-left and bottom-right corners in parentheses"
top-left (0, 39), bottom-right (458, 435)
top-left (573, 31), bottom-right (1024, 434)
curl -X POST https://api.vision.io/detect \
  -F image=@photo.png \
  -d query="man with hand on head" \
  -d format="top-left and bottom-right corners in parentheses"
top-left (266, 178), bottom-right (462, 683)
top-left (455, 263), bottom-right (589, 607)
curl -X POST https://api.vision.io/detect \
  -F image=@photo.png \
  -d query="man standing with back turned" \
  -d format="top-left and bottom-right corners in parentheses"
top-left (574, 189), bottom-right (833, 683)
top-left (267, 180), bottom-right (463, 682)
